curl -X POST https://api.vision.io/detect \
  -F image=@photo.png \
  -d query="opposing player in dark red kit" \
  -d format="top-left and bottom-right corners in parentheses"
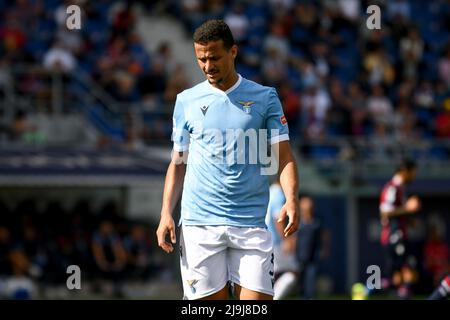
top-left (428, 274), bottom-right (450, 300)
top-left (379, 159), bottom-right (420, 299)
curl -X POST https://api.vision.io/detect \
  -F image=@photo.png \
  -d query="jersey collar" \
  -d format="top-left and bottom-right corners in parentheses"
top-left (207, 74), bottom-right (242, 95)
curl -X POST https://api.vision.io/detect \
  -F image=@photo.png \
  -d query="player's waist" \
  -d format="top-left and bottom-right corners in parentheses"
top-left (179, 208), bottom-right (267, 228)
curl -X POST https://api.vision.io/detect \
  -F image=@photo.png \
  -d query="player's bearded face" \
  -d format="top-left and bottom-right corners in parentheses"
top-left (194, 40), bottom-right (237, 86)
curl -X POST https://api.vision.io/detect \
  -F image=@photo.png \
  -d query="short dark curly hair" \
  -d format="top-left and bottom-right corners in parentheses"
top-left (396, 158), bottom-right (417, 173)
top-left (193, 20), bottom-right (235, 50)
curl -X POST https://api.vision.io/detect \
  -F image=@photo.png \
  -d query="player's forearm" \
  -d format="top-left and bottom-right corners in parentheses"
top-left (381, 206), bottom-right (410, 218)
top-left (279, 158), bottom-right (299, 203)
top-left (160, 160), bottom-right (186, 216)
top-left (275, 141), bottom-right (299, 202)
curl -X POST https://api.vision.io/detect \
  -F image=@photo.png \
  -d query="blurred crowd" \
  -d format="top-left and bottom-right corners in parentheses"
top-left (0, 199), bottom-right (166, 299)
top-left (170, 0), bottom-right (450, 143)
top-left (0, 0), bottom-right (190, 149)
top-left (0, 0), bottom-right (449, 159)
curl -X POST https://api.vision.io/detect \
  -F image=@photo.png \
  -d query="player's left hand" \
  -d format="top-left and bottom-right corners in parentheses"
top-left (277, 200), bottom-right (300, 237)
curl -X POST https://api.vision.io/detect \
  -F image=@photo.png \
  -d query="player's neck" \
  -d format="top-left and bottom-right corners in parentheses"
top-left (212, 72), bottom-right (239, 92)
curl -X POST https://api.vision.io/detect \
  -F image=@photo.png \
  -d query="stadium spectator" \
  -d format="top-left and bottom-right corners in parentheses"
top-left (10, 109), bottom-right (40, 143)
top-left (363, 48), bottom-right (396, 87)
top-left (387, 0), bottom-right (411, 20)
top-left (367, 85), bottom-right (394, 127)
top-left (261, 46), bottom-right (288, 87)
top-left (301, 82), bottom-right (331, 138)
top-left (296, 195), bottom-right (322, 300)
top-left (43, 41), bottom-right (77, 73)
top-left (0, 226), bottom-right (14, 277)
top-left (393, 100), bottom-right (418, 141)
top-left (423, 225), bottom-right (449, 287)
top-left (123, 224), bottom-right (155, 281)
top-left (224, 3), bottom-right (249, 45)
top-left (263, 21), bottom-right (290, 62)
top-left (399, 27), bottom-right (424, 81)
top-left (163, 63), bottom-right (189, 106)
top-left (112, 2), bottom-right (136, 37)
top-left (278, 82), bottom-right (301, 137)
top-left (435, 102), bottom-right (450, 137)
top-left (92, 220), bottom-right (127, 297)
top-left (438, 46), bottom-right (450, 88)
top-left (327, 78), bottom-right (353, 137)
top-left (348, 82), bottom-right (369, 136)
top-left (153, 42), bottom-right (177, 77)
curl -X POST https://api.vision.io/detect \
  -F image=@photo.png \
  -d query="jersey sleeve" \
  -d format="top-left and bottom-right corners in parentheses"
top-left (171, 95), bottom-right (190, 152)
top-left (265, 88), bottom-right (290, 145)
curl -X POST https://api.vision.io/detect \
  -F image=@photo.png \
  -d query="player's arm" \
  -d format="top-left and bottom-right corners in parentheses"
top-left (156, 150), bottom-right (187, 253)
top-left (380, 195), bottom-right (420, 219)
top-left (273, 140), bottom-right (300, 237)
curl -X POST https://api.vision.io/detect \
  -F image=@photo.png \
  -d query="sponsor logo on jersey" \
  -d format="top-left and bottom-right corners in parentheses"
top-left (200, 105), bottom-right (209, 115)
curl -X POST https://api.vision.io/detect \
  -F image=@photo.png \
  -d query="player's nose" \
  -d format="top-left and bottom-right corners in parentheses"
top-left (204, 61), bottom-right (215, 73)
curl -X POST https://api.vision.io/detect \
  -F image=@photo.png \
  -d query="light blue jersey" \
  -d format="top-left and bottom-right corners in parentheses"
top-left (172, 74), bottom-right (289, 228)
top-left (265, 183), bottom-right (286, 246)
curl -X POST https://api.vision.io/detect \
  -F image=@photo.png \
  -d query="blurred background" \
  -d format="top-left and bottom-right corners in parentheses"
top-left (0, 0), bottom-right (449, 299)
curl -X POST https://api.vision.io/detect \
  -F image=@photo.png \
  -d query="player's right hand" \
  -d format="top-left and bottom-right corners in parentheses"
top-left (405, 196), bottom-right (421, 213)
top-left (156, 213), bottom-right (176, 253)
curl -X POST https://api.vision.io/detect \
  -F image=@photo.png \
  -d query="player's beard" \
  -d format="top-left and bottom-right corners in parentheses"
top-left (207, 77), bottom-right (223, 85)
top-left (206, 71), bottom-right (222, 85)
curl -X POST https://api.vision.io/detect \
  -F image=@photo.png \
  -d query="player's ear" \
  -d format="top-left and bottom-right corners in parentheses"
top-left (230, 44), bottom-right (238, 59)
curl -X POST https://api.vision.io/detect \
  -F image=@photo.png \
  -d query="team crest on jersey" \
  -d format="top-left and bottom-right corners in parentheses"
top-left (238, 101), bottom-right (254, 114)
top-left (186, 279), bottom-right (199, 293)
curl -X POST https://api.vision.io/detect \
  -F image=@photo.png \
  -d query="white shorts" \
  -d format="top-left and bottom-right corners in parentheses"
top-left (179, 225), bottom-right (274, 300)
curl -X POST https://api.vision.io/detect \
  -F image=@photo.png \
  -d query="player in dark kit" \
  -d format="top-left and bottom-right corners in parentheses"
top-left (428, 274), bottom-right (450, 300)
top-left (379, 159), bottom-right (420, 299)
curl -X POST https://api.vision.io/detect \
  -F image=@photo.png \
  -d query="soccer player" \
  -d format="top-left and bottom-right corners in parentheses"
top-left (379, 158), bottom-right (420, 299)
top-left (156, 20), bottom-right (300, 300)
top-left (428, 274), bottom-right (450, 300)
top-left (265, 180), bottom-right (299, 300)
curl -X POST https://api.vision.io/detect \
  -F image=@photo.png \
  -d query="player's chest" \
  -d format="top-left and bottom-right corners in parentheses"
top-left (185, 96), bottom-right (265, 132)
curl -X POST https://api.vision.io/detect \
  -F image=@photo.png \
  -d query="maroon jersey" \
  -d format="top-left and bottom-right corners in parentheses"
top-left (379, 177), bottom-right (407, 245)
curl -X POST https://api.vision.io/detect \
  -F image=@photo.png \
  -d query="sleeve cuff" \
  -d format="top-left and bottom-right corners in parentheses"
top-left (173, 143), bottom-right (189, 152)
top-left (270, 134), bottom-right (290, 145)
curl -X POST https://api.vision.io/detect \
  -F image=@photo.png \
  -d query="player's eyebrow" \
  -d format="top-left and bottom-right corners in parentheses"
top-left (197, 55), bottom-right (220, 61)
